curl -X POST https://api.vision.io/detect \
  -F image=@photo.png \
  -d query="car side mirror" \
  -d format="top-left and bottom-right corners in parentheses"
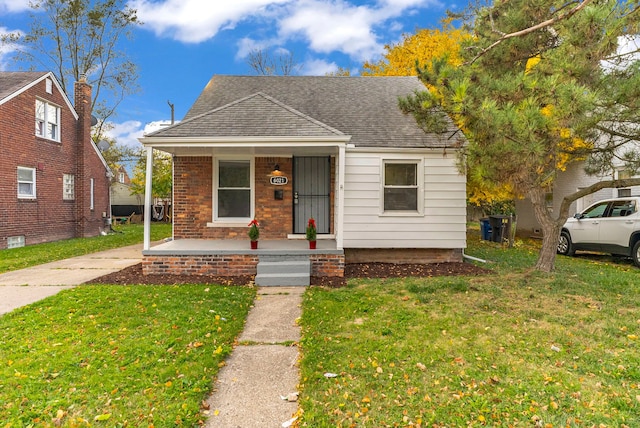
top-left (574, 213), bottom-right (585, 219)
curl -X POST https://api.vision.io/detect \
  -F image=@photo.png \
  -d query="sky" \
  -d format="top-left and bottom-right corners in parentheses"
top-left (0, 0), bottom-right (454, 149)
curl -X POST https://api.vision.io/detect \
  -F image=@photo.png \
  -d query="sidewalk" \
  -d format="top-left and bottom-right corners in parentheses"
top-left (0, 243), bottom-right (144, 315)
top-left (205, 287), bottom-right (303, 427)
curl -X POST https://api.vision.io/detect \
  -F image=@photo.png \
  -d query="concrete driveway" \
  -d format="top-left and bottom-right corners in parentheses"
top-left (0, 243), bottom-right (144, 315)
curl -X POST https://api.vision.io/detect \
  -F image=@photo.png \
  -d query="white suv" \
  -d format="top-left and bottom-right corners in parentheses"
top-left (557, 197), bottom-right (640, 267)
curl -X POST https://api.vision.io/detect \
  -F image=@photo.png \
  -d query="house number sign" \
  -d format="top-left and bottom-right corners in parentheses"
top-left (270, 176), bottom-right (288, 185)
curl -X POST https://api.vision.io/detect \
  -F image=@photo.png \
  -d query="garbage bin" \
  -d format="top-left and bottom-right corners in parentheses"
top-left (479, 218), bottom-right (492, 241)
top-left (489, 215), bottom-right (512, 243)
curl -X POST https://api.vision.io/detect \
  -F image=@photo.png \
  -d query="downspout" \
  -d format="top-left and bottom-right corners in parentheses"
top-left (463, 251), bottom-right (487, 263)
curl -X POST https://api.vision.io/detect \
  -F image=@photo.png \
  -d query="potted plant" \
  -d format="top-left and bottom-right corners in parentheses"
top-left (248, 219), bottom-right (259, 249)
top-left (306, 218), bottom-right (317, 249)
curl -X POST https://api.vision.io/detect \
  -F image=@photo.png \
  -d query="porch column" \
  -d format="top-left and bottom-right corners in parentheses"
top-left (336, 144), bottom-right (346, 250)
top-left (143, 147), bottom-right (154, 251)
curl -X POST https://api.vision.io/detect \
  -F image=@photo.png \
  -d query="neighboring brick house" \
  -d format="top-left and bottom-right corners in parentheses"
top-left (139, 76), bottom-right (468, 282)
top-left (0, 71), bottom-right (111, 249)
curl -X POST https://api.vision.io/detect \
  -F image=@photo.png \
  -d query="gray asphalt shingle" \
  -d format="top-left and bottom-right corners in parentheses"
top-left (148, 75), bottom-right (464, 149)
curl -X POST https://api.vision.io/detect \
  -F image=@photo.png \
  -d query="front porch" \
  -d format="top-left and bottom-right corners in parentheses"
top-left (142, 239), bottom-right (345, 279)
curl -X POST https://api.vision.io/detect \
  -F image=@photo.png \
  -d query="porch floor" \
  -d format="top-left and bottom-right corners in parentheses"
top-left (143, 238), bottom-right (342, 256)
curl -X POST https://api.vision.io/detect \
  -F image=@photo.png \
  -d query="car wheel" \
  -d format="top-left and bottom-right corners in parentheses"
top-left (557, 231), bottom-right (575, 256)
top-left (632, 241), bottom-right (640, 268)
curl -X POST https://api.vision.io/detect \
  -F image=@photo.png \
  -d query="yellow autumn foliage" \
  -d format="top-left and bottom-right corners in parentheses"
top-left (362, 22), bottom-right (469, 76)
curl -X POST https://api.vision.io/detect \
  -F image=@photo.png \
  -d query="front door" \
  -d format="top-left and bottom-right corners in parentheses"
top-left (293, 156), bottom-right (331, 234)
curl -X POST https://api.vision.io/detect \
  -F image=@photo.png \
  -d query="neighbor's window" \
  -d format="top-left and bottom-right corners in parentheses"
top-left (35, 99), bottom-right (61, 141)
top-left (17, 167), bottom-right (36, 198)
top-left (63, 174), bottom-right (75, 200)
top-left (383, 161), bottom-right (419, 212)
top-left (216, 160), bottom-right (252, 219)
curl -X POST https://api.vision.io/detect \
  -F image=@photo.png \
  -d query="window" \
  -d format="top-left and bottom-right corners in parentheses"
top-left (45, 78), bottom-right (53, 94)
top-left (216, 160), bottom-right (252, 220)
top-left (118, 172), bottom-right (125, 183)
top-left (63, 174), bottom-right (75, 200)
top-left (581, 201), bottom-right (609, 218)
top-left (383, 161), bottom-right (420, 212)
top-left (17, 167), bottom-right (36, 198)
top-left (7, 236), bottom-right (25, 249)
top-left (35, 99), bottom-right (61, 141)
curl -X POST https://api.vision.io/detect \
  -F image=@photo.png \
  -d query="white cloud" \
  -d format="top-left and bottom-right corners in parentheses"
top-left (0, 0), bottom-right (31, 13)
top-left (128, 0), bottom-right (290, 43)
top-left (104, 120), bottom-right (145, 149)
top-left (130, 0), bottom-right (437, 63)
top-left (279, 1), bottom-right (383, 61)
top-left (301, 58), bottom-right (340, 75)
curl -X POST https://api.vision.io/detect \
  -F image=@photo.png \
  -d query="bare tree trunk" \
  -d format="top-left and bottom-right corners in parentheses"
top-left (529, 187), bottom-right (561, 272)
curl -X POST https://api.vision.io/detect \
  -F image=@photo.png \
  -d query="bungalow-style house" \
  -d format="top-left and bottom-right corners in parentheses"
top-left (0, 72), bottom-right (111, 249)
top-left (139, 76), bottom-right (467, 283)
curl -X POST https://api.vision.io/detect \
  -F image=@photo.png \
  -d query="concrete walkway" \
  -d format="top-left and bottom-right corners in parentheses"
top-left (0, 243), bottom-right (144, 315)
top-left (204, 287), bottom-right (303, 428)
top-left (0, 245), bottom-right (304, 427)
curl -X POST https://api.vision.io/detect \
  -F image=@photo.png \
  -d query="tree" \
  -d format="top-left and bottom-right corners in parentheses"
top-left (1, 0), bottom-right (141, 137)
top-left (362, 21), bottom-right (469, 76)
top-left (363, 23), bottom-right (515, 212)
top-left (401, 0), bottom-right (640, 271)
top-left (130, 150), bottom-right (172, 221)
top-left (246, 48), bottom-right (301, 75)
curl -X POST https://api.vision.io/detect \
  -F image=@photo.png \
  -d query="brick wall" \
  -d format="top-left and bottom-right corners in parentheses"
top-left (173, 156), bottom-right (296, 240)
top-left (142, 252), bottom-right (345, 277)
top-left (0, 74), bottom-right (110, 249)
top-left (142, 254), bottom-right (259, 276)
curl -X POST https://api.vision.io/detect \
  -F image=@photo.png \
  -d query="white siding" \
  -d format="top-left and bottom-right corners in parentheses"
top-left (343, 150), bottom-right (466, 249)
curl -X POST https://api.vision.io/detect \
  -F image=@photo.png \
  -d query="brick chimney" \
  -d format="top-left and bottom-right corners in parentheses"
top-left (74, 75), bottom-right (92, 238)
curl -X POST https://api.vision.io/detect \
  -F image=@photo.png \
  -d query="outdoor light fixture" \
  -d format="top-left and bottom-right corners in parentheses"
top-left (271, 164), bottom-right (283, 176)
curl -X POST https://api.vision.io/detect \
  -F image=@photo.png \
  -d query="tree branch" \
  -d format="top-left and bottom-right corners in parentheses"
top-left (469, 0), bottom-right (594, 65)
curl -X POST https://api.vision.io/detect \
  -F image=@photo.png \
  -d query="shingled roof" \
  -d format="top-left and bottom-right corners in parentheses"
top-left (148, 75), bottom-right (464, 149)
top-left (0, 72), bottom-right (49, 104)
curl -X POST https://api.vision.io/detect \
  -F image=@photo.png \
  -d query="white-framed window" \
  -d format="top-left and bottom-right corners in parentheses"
top-left (45, 78), bottom-right (53, 94)
top-left (214, 158), bottom-right (253, 221)
top-left (118, 172), bottom-right (125, 183)
top-left (382, 159), bottom-right (423, 214)
top-left (63, 174), bottom-right (75, 200)
top-left (17, 167), bottom-right (36, 198)
top-left (35, 99), bottom-right (61, 141)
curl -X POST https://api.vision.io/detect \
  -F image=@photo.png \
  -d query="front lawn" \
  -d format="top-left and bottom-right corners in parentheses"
top-left (298, 234), bottom-right (640, 426)
top-left (0, 284), bottom-right (255, 426)
top-left (0, 223), bottom-right (172, 274)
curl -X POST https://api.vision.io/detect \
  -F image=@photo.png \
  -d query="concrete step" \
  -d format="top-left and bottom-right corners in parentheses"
top-left (257, 260), bottom-right (310, 275)
top-left (255, 272), bottom-right (310, 287)
top-left (255, 257), bottom-right (311, 286)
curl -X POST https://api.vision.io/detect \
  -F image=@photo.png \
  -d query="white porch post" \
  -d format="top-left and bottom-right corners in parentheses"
top-left (336, 145), bottom-right (346, 250)
top-left (143, 147), bottom-right (154, 251)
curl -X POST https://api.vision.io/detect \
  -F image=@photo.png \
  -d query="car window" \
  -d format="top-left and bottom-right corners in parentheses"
top-left (609, 200), bottom-right (634, 217)
top-left (582, 202), bottom-right (609, 218)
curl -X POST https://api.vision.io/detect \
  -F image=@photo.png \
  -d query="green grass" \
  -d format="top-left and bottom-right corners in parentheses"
top-left (0, 223), bottom-right (171, 274)
top-left (0, 284), bottom-right (256, 426)
top-left (298, 232), bottom-right (640, 426)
